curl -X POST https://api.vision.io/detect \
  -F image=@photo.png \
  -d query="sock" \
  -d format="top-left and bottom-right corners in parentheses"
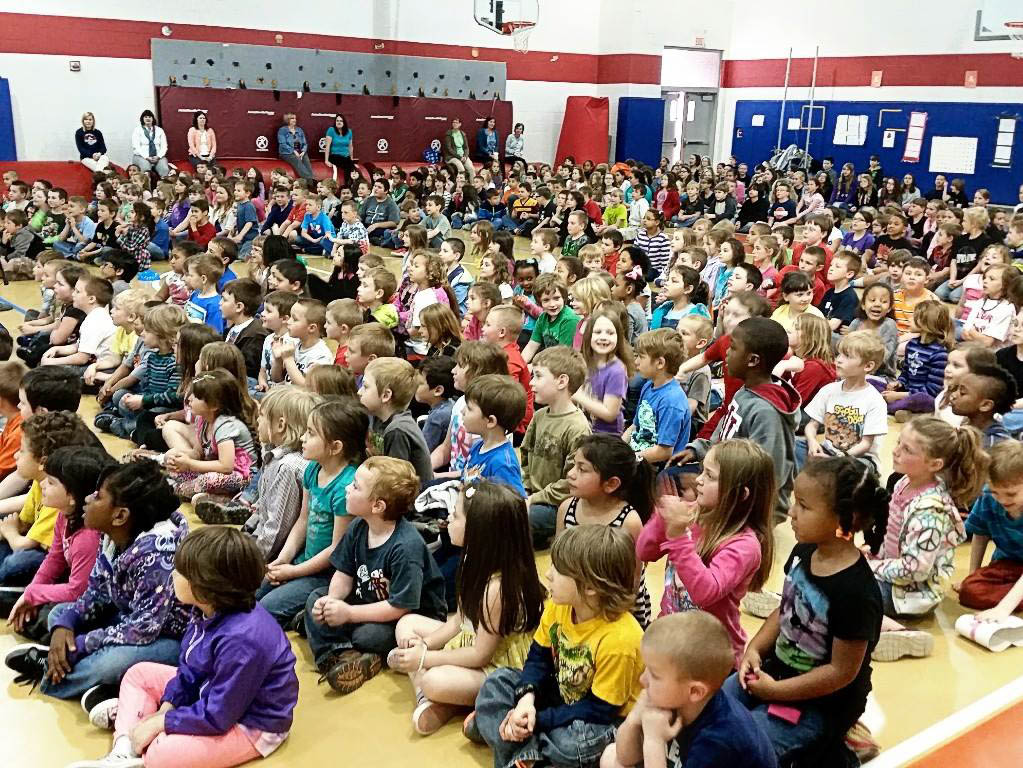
top-left (111, 735), bottom-right (137, 758)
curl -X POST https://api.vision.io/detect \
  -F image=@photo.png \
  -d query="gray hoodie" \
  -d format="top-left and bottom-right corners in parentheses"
top-left (688, 376), bottom-right (802, 522)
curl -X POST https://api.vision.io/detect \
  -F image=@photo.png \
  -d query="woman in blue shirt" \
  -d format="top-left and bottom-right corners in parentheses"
top-left (277, 113), bottom-right (316, 181)
top-left (75, 111), bottom-right (109, 172)
top-left (324, 113), bottom-right (355, 185)
top-left (474, 116), bottom-right (500, 165)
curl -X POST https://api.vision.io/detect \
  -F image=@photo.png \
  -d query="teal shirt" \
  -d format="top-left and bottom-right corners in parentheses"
top-left (295, 461), bottom-right (357, 565)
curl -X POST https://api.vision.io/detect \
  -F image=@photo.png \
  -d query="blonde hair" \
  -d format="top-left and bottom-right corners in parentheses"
top-left (487, 304), bottom-right (525, 336)
top-left (700, 441), bottom-right (774, 592)
top-left (907, 417), bottom-right (990, 506)
top-left (304, 365), bottom-right (357, 398)
top-left (114, 288), bottom-right (151, 318)
top-left (326, 298), bottom-right (363, 329)
top-left (550, 525), bottom-right (636, 620)
top-left (963, 206), bottom-right (991, 232)
top-left (143, 303), bottom-right (187, 345)
top-left (259, 387), bottom-right (321, 451)
top-left (570, 275), bottom-right (612, 317)
top-left (362, 456), bottom-right (420, 521)
top-left (365, 356), bottom-right (417, 409)
top-left (643, 612), bottom-right (734, 687)
top-left (912, 300), bottom-right (954, 350)
top-left (990, 440), bottom-right (1023, 487)
top-left (837, 329), bottom-right (886, 371)
top-left (794, 313), bottom-right (834, 364)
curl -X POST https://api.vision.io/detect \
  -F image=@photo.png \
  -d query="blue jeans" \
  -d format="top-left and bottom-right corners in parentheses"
top-left (934, 279), bottom-right (964, 303)
top-left (1003, 409), bottom-right (1023, 438)
top-left (256, 573), bottom-right (330, 627)
top-left (0, 541), bottom-right (47, 586)
top-left (302, 587), bottom-right (398, 667)
top-left (475, 667), bottom-right (618, 768)
top-left (52, 240), bottom-right (88, 259)
top-left (492, 215), bottom-right (518, 232)
top-left (528, 503), bottom-right (558, 550)
top-left (450, 212), bottom-right (477, 230)
top-left (40, 603), bottom-right (181, 700)
top-left (722, 672), bottom-right (827, 761)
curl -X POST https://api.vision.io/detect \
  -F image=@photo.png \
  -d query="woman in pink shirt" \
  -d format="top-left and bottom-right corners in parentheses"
top-left (6, 446), bottom-right (114, 641)
top-left (186, 111), bottom-right (217, 168)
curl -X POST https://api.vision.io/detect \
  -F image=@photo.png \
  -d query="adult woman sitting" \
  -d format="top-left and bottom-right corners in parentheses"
top-left (324, 113), bottom-right (355, 184)
top-left (131, 110), bottom-right (170, 177)
top-left (442, 117), bottom-right (475, 179)
top-left (474, 116), bottom-right (500, 165)
top-left (277, 113), bottom-right (315, 181)
top-left (75, 112), bottom-right (110, 172)
top-left (504, 122), bottom-right (526, 171)
top-left (186, 110), bottom-right (217, 168)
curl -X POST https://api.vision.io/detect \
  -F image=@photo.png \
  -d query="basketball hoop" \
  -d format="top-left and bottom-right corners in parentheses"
top-left (1006, 21), bottom-right (1023, 59)
top-left (505, 21), bottom-right (535, 53)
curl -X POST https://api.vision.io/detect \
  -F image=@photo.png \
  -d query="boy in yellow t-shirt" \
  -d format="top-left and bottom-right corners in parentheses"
top-left (473, 525), bottom-right (644, 766)
top-left (0, 411), bottom-right (103, 585)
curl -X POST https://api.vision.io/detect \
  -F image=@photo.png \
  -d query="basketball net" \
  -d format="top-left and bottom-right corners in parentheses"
top-left (1006, 21), bottom-right (1023, 59)
top-left (504, 21), bottom-right (535, 53)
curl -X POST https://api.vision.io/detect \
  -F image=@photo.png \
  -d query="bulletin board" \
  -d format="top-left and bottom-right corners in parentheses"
top-left (928, 136), bottom-right (978, 175)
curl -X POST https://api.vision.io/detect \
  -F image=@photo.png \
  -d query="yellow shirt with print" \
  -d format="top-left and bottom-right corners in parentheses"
top-left (18, 480), bottom-right (57, 549)
top-left (111, 327), bottom-right (138, 362)
top-left (534, 600), bottom-right (644, 716)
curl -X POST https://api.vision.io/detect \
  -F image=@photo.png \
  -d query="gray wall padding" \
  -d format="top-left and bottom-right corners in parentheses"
top-left (151, 39), bottom-right (506, 100)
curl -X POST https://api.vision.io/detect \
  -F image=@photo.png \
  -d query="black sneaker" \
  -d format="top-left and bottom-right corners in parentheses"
top-left (82, 684), bottom-right (120, 729)
top-left (4, 643), bottom-right (48, 688)
top-left (93, 413), bottom-right (116, 432)
top-left (319, 650), bottom-right (382, 695)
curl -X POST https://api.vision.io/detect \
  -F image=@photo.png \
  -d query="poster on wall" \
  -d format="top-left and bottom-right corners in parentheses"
top-left (929, 136), bottom-right (977, 175)
top-left (903, 111), bottom-right (927, 163)
top-left (833, 115), bottom-right (867, 146)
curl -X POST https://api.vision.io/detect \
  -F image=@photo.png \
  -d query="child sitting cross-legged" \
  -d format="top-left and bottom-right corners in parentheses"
top-left (361, 357), bottom-right (434, 485)
top-left (305, 456), bottom-right (447, 694)
top-left (883, 300), bottom-right (953, 420)
top-left (256, 399), bottom-right (367, 627)
top-left (71, 527), bottom-right (299, 768)
top-left (523, 346), bottom-right (593, 549)
top-left (726, 457), bottom-right (889, 764)
top-left (601, 612), bottom-right (776, 768)
top-left (40, 275), bottom-right (116, 373)
top-left (472, 525), bottom-right (644, 767)
top-left (387, 480), bottom-right (546, 735)
top-left (85, 288), bottom-right (149, 391)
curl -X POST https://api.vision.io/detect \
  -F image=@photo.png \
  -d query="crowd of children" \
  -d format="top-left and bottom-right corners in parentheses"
top-left (0, 151), bottom-right (1022, 768)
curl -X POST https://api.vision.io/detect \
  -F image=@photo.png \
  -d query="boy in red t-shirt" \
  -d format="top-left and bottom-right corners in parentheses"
top-left (481, 304), bottom-right (534, 441)
top-left (790, 214), bottom-right (834, 285)
top-left (778, 245), bottom-right (828, 306)
top-left (580, 185), bottom-right (604, 228)
top-left (185, 199), bottom-right (216, 249)
top-left (600, 228), bottom-right (623, 275)
top-left (279, 185), bottom-right (309, 242)
top-left (674, 292), bottom-right (772, 439)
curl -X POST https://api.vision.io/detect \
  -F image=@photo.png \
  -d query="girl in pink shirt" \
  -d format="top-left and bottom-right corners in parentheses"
top-left (637, 439), bottom-right (774, 665)
top-left (7, 446), bottom-right (114, 640)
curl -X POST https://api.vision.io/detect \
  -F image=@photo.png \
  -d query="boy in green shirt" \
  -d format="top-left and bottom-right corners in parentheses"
top-left (522, 273), bottom-right (580, 363)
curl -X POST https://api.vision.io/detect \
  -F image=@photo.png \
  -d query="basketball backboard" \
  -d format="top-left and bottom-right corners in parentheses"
top-left (473, 0), bottom-right (539, 35)
top-left (975, 0), bottom-right (1019, 41)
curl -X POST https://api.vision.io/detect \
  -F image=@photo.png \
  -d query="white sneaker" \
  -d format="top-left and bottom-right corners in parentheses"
top-left (871, 630), bottom-right (934, 662)
top-left (66, 754), bottom-right (143, 768)
top-left (741, 590), bottom-right (782, 618)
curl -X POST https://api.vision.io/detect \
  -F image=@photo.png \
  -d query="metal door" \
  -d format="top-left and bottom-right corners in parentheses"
top-left (662, 92), bottom-right (683, 164)
top-left (681, 91), bottom-right (716, 162)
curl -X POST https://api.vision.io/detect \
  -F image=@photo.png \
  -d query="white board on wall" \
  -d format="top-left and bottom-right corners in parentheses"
top-left (929, 136), bottom-right (978, 175)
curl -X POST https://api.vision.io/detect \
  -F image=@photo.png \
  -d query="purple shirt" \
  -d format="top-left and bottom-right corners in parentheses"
top-left (588, 358), bottom-right (628, 434)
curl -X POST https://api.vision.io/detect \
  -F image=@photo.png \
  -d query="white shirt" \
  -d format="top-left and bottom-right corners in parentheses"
top-left (805, 380), bottom-right (888, 468)
top-left (288, 338), bottom-right (332, 382)
top-left (78, 307), bottom-right (116, 359)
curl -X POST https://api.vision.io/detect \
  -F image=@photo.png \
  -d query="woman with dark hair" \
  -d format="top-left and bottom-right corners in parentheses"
top-left (276, 112), bottom-right (315, 181)
top-left (186, 111), bottom-right (217, 167)
top-left (75, 112), bottom-right (109, 172)
top-left (504, 122), bottom-right (526, 174)
top-left (443, 117), bottom-right (474, 179)
top-left (324, 113), bottom-right (356, 184)
top-left (475, 116), bottom-right (501, 166)
top-left (131, 109), bottom-right (170, 177)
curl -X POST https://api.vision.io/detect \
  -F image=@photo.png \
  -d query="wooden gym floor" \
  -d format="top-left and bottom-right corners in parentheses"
top-left (0, 235), bottom-right (1021, 766)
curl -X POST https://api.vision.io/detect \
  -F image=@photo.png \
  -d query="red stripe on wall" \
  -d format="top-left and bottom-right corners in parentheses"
top-left (723, 53), bottom-right (1023, 88)
top-left (0, 12), bottom-right (660, 85)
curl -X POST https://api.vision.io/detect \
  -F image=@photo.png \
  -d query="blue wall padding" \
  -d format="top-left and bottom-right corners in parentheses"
top-left (0, 78), bottom-right (17, 161)
top-left (616, 97), bottom-right (665, 168)
top-left (731, 99), bottom-right (1023, 205)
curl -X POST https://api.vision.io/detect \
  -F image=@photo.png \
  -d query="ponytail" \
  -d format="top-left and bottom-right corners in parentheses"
top-left (909, 417), bottom-right (990, 507)
top-left (578, 434), bottom-right (656, 522)
top-left (675, 264), bottom-right (709, 308)
top-left (803, 456), bottom-right (891, 554)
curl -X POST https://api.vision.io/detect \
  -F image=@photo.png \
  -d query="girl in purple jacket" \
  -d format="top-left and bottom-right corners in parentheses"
top-left (75, 526), bottom-right (298, 768)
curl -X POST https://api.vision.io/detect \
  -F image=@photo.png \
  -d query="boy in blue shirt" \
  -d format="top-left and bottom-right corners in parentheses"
top-left (960, 440), bottom-right (1023, 616)
top-left (624, 329), bottom-right (691, 466)
top-left (299, 193), bottom-right (337, 256)
top-left (604, 612), bottom-right (777, 768)
top-left (230, 180), bottom-right (259, 259)
top-left (184, 252), bottom-right (225, 333)
top-left (461, 373), bottom-right (527, 495)
top-left (208, 236), bottom-right (238, 293)
top-left (819, 250), bottom-right (861, 332)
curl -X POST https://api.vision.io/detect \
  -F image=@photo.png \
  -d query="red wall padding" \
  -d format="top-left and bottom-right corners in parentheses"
top-left (157, 87), bottom-right (512, 165)
top-left (555, 97), bottom-right (609, 167)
